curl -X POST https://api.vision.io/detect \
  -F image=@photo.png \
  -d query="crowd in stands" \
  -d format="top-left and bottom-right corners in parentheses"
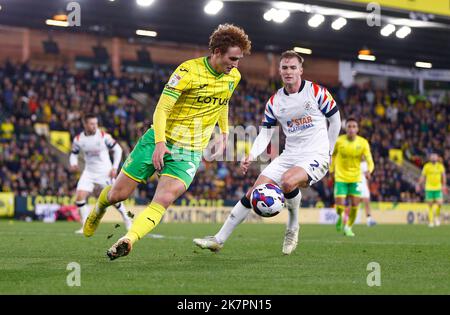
top-left (1, 60), bottom-right (448, 207)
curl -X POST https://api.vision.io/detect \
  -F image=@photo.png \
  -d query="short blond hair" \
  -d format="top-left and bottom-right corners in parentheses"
top-left (280, 50), bottom-right (304, 65)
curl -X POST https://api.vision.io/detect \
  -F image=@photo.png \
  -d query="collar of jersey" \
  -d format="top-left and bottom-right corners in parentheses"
top-left (283, 79), bottom-right (305, 95)
top-left (84, 130), bottom-right (97, 137)
top-left (203, 57), bottom-right (224, 79)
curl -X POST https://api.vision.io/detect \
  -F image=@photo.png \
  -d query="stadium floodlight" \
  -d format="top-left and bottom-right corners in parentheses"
top-left (358, 54), bottom-right (376, 61)
top-left (395, 26), bottom-right (411, 38)
top-left (331, 17), bottom-right (347, 30)
top-left (380, 24), bottom-right (396, 37)
top-left (136, 29), bottom-right (158, 37)
top-left (415, 61), bottom-right (432, 68)
top-left (294, 46), bottom-right (312, 55)
top-left (273, 2), bottom-right (312, 13)
top-left (204, 1), bottom-right (223, 15)
top-left (45, 19), bottom-right (69, 27)
top-left (263, 8), bottom-right (290, 23)
top-left (273, 9), bottom-right (290, 23)
top-left (274, 2), bottom-right (308, 12)
top-left (136, 0), bottom-right (154, 7)
top-left (53, 14), bottom-right (68, 21)
top-left (308, 14), bottom-right (325, 28)
top-left (263, 8), bottom-right (276, 21)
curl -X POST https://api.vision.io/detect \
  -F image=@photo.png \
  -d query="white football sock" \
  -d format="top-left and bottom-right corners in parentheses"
top-left (286, 189), bottom-right (302, 231)
top-left (115, 202), bottom-right (132, 230)
top-left (76, 200), bottom-right (89, 225)
top-left (215, 200), bottom-right (251, 244)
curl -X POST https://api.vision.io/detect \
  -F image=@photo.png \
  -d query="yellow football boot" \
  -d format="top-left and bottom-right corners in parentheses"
top-left (83, 207), bottom-right (106, 237)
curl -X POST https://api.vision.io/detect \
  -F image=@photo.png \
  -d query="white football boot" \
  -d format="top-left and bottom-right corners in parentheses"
top-left (282, 225), bottom-right (299, 255)
top-left (435, 218), bottom-right (441, 227)
top-left (193, 236), bottom-right (223, 252)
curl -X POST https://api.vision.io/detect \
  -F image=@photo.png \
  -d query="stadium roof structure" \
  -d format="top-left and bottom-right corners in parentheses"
top-left (1, 0), bottom-right (450, 69)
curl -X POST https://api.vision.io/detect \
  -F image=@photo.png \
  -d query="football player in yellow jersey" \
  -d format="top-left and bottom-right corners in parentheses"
top-left (82, 24), bottom-right (252, 260)
top-left (330, 118), bottom-right (374, 236)
top-left (416, 153), bottom-right (447, 227)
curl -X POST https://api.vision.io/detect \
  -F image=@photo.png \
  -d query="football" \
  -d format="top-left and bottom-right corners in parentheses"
top-left (250, 183), bottom-right (285, 217)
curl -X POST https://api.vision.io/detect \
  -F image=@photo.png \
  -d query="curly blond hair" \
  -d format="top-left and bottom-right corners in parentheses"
top-left (209, 24), bottom-right (251, 55)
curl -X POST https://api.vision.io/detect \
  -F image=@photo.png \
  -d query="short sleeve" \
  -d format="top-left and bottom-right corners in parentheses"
top-left (312, 83), bottom-right (339, 118)
top-left (162, 62), bottom-right (192, 100)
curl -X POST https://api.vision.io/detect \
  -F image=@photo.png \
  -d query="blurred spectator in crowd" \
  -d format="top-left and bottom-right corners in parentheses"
top-left (1, 61), bottom-right (448, 206)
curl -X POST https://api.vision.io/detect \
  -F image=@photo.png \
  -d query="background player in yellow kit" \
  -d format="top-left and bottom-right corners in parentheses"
top-left (330, 118), bottom-right (374, 236)
top-left (416, 153), bottom-right (447, 227)
top-left (83, 24), bottom-right (252, 260)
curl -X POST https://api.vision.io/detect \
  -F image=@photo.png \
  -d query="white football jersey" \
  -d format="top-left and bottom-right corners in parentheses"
top-left (71, 129), bottom-right (117, 174)
top-left (262, 80), bottom-right (339, 156)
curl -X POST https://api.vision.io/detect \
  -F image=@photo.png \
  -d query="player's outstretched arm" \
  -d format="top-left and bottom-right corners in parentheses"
top-left (152, 89), bottom-right (178, 171)
top-left (326, 110), bottom-right (341, 156)
top-left (108, 137), bottom-right (123, 178)
top-left (240, 155), bottom-right (253, 175)
top-left (363, 140), bottom-right (375, 174)
top-left (329, 139), bottom-right (339, 175)
top-left (442, 171), bottom-right (448, 195)
top-left (151, 62), bottom-right (192, 171)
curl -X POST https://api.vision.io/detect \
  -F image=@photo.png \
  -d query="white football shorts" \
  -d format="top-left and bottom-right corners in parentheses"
top-left (76, 171), bottom-right (113, 192)
top-left (260, 152), bottom-right (330, 187)
top-left (360, 178), bottom-right (370, 199)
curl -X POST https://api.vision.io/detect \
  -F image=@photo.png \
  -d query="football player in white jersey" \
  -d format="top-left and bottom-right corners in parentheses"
top-left (194, 50), bottom-right (341, 255)
top-left (69, 114), bottom-right (132, 234)
top-left (360, 160), bottom-right (376, 226)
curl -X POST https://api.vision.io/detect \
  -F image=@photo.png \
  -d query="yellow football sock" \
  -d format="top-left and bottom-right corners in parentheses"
top-left (336, 205), bottom-right (345, 216)
top-left (96, 185), bottom-right (112, 214)
top-left (347, 206), bottom-right (358, 227)
top-left (436, 204), bottom-right (441, 218)
top-left (428, 204), bottom-right (434, 224)
top-left (125, 202), bottom-right (166, 245)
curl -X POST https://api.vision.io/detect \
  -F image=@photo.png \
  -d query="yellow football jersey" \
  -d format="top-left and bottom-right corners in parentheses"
top-left (422, 162), bottom-right (445, 190)
top-left (331, 135), bottom-right (374, 183)
top-left (155, 56), bottom-right (241, 151)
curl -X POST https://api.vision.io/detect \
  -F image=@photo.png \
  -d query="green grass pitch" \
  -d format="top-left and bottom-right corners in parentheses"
top-left (1, 220), bottom-right (449, 294)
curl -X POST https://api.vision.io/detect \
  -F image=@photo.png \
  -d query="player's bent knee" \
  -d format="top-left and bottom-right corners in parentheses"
top-left (75, 191), bottom-right (89, 201)
top-left (75, 200), bottom-right (86, 207)
top-left (281, 169), bottom-right (309, 192)
top-left (281, 181), bottom-right (296, 193)
top-left (281, 175), bottom-right (297, 192)
top-left (298, 181), bottom-right (309, 188)
top-left (108, 188), bottom-right (128, 204)
top-left (153, 192), bottom-right (178, 208)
